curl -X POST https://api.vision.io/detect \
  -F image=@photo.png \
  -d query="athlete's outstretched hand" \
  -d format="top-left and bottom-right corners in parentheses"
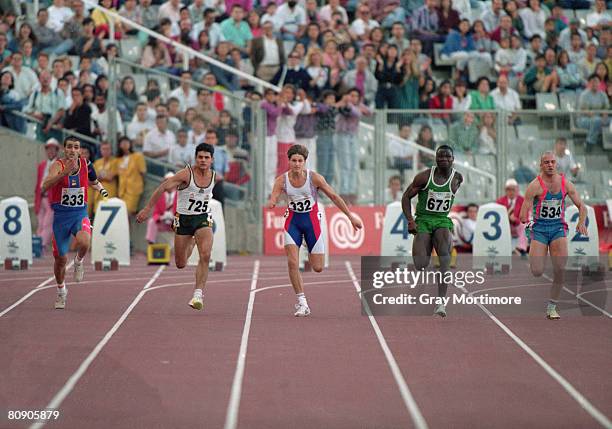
top-left (408, 219), bottom-right (418, 235)
top-left (349, 214), bottom-right (363, 231)
top-left (576, 222), bottom-right (588, 236)
top-left (136, 206), bottom-right (151, 224)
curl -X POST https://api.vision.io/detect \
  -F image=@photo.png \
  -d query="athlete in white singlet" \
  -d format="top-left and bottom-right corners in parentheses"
top-left (268, 144), bottom-right (362, 317)
top-left (137, 143), bottom-right (217, 311)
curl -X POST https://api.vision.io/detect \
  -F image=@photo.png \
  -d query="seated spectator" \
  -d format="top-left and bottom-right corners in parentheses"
top-left (554, 137), bottom-right (580, 178)
top-left (91, 0), bottom-right (123, 39)
top-left (452, 79), bottom-right (471, 112)
top-left (411, 0), bottom-right (446, 56)
top-left (0, 70), bottom-right (25, 132)
top-left (3, 51), bottom-right (38, 102)
top-left (63, 87), bottom-right (92, 138)
top-left (519, 0), bottom-right (547, 39)
top-left (478, 111), bottom-right (497, 154)
top-left (526, 34), bottom-right (544, 68)
top-left (452, 203), bottom-right (478, 250)
top-left (209, 42), bottom-right (239, 91)
top-left (556, 50), bottom-right (585, 92)
top-left (127, 102), bottom-right (155, 147)
top-left (32, 8), bottom-right (74, 55)
top-left (304, 47), bottom-right (330, 100)
top-left (387, 123), bottom-right (416, 174)
top-left (47, 0), bottom-right (74, 34)
top-left (504, 0), bottom-right (525, 39)
top-left (416, 124), bottom-right (436, 167)
top-left (491, 74), bottom-right (521, 124)
top-left (277, 0), bottom-right (307, 41)
top-left (521, 54), bottom-right (557, 94)
top-left (250, 20), bottom-right (285, 82)
top-left (146, 171), bottom-right (178, 244)
top-left (496, 178), bottom-right (527, 255)
top-left (169, 71), bottom-right (198, 113)
top-left (418, 77), bottom-right (436, 109)
top-left (118, 0), bottom-right (142, 35)
top-left (449, 111), bottom-right (479, 154)
top-left (440, 19), bottom-right (477, 76)
top-left (549, 5), bottom-right (568, 34)
top-left (567, 32), bottom-right (586, 65)
top-left (191, 8), bottom-right (224, 50)
top-left (143, 113), bottom-right (176, 161)
top-left (437, 0), bottom-right (460, 35)
top-left (141, 36), bottom-right (174, 74)
top-left (387, 22), bottom-right (410, 52)
top-left (216, 109), bottom-right (240, 146)
top-left (470, 20), bottom-right (494, 71)
top-left (385, 175), bottom-right (403, 203)
top-left (490, 14), bottom-right (517, 45)
top-left (25, 70), bottom-right (65, 142)
top-left (8, 23), bottom-right (37, 54)
top-left (594, 62), bottom-right (609, 91)
top-left (205, 128), bottom-right (229, 206)
top-left (229, 47), bottom-right (254, 90)
top-left (92, 141), bottom-right (118, 214)
top-left (187, 115), bottom-right (207, 146)
top-left (429, 79), bottom-right (453, 124)
top-left (194, 88), bottom-right (220, 126)
top-left (586, 0), bottom-right (611, 32)
top-left (117, 76), bottom-right (139, 123)
top-left (272, 51), bottom-right (310, 90)
top-left (580, 43), bottom-right (599, 80)
top-left (318, 0), bottom-right (348, 25)
top-left (168, 128), bottom-right (195, 168)
top-left (91, 91), bottom-right (123, 142)
top-left (411, 39), bottom-right (433, 78)
top-left (220, 5), bottom-right (253, 54)
top-left (470, 76), bottom-right (496, 110)
top-left (350, 4), bottom-right (380, 42)
top-left (577, 74), bottom-right (610, 151)
top-left (480, 0), bottom-right (506, 32)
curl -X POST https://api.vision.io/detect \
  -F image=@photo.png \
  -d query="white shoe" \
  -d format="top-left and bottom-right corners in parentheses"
top-left (434, 304), bottom-right (447, 318)
top-left (189, 295), bottom-right (203, 310)
top-left (74, 257), bottom-right (84, 282)
top-left (54, 294), bottom-right (66, 310)
top-left (294, 303), bottom-right (311, 317)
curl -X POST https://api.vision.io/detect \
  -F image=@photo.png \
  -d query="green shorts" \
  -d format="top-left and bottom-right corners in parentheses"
top-left (415, 216), bottom-right (453, 234)
top-left (173, 213), bottom-right (213, 236)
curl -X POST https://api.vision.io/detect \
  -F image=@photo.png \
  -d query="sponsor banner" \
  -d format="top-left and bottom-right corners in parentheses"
top-left (263, 206), bottom-right (386, 255)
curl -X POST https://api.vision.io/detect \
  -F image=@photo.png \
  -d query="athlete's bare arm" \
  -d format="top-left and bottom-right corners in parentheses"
top-left (41, 159), bottom-right (76, 192)
top-left (136, 168), bottom-right (190, 223)
top-left (451, 172), bottom-right (463, 194)
top-left (267, 175), bottom-right (285, 209)
top-left (519, 179), bottom-right (542, 224)
top-left (565, 180), bottom-right (588, 235)
top-left (312, 172), bottom-right (363, 231)
top-left (401, 169), bottom-right (429, 233)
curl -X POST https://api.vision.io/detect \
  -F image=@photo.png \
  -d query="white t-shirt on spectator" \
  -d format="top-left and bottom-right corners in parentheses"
top-left (556, 152), bottom-right (578, 177)
top-left (388, 136), bottom-right (416, 160)
top-left (127, 118), bottom-right (155, 141)
top-left (261, 13), bottom-right (284, 32)
top-left (276, 4), bottom-right (307, 34)
top-left (187, 130), bottom-right (206, 146)
top-left (586, 10), bottom-right (611, 27)
top-left (350, 18), bottom-right (380, 37)
top-left (143, 127), bottom-right (176, 160)
top-left (91, 108), bottom-right (124, 140)
top-left (169, 142), bottom-right (196, 167)
top-left (3, 65), bottom-right (39, 99)
top-left (491, 87), bottom-right (521, 111)
top-left (47, 5), bottom-right (75, 33)
top-left (318, 5), bottom-right (348, 24)
top-left (158, 1), bottom-right (183, 24)
top-left (169, 87), bottom-right (198, 113)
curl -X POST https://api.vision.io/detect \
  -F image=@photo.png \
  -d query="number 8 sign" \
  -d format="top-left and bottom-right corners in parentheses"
top-left (472, 202), bottom-right (512, 270)
top-left (0, 196), bottom-right (33, 264)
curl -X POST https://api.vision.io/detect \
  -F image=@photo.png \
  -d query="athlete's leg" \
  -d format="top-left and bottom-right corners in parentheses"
top-left (308, 253), bottom-right (324, 273)
top-left (412, 233), bottom-right (434, 271)
top-left (72, 217), bottom-right (91, 282)
top-left (528, 240), bottom-right (549, 277)
top-left (433, 228), bottom-right (453, 298)
top-left (548, 237), bottom-right (568, 301)
top-left (193, 227), bottom-right (213, 291)
top-left (53, 253), bottom-right (68, 285)
top-left (285, 244), bottom-right (304, 294)
top-left (74, 230), bottom-right (90, 260)
top-left (174, 234), bottom-right (196, 269)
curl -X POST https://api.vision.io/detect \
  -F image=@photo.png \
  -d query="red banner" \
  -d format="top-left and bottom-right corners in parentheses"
top-left (263, 206), bottom-right (386, 255)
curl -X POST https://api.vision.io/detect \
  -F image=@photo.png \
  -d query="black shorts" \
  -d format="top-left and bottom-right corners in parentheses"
top-left (173, 213), bottom-right (213, 236)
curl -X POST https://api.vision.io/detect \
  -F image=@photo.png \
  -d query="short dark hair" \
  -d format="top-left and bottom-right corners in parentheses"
top-left (195, 142), bottom-right (214, 157)
top-left (64, 136), bottom-right (80, 146)
top-left (436, 145), bottom-right (454, 156)
top-left (287, 144), bottom-right (308, 160)
top-left (466, 203), bottom-right (478, 211)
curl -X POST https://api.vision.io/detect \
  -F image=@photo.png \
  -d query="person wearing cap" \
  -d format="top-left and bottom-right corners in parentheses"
top-left (35, 138), bottom-right (61, 251)
top-left (496, 178), bottom-right (527, 255)
top-left (145, 172), bottom-right (178, 244)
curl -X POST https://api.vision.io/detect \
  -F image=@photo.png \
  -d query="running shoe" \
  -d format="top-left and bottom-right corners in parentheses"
top-left (434, 304), bottom-right (447, 317)
top-left (294, 303), bottom-right (311, 317)
top-left (74, 257), bottom-right (84, 283)
top-left (189, 296), bottom-right (203, 310)
top-left (546, 306), bottom-right (560, 320)
top-left (54, 294), bottom-right (66, 310)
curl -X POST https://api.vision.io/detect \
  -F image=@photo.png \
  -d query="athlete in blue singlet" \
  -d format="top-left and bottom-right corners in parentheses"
top-left (519, 152), bottom-right (587, 319)
top-left (268, 144), bottom-right (362, 317)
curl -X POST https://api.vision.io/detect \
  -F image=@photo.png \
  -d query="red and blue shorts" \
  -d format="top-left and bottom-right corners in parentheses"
top-left (284, 209), bottom-right (324, 254)
top-left (52, 207), bottom-right (91, 257)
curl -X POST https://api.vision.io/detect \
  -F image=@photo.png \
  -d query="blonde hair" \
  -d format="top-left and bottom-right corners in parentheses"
top-left (305, 47), bottom-right (322, 67)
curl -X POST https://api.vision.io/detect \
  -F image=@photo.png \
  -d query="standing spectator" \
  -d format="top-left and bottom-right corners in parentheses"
top-left (63, 87), bottom-right (93, 138)
top-left (449, 111), bottom-right (479, 154)
top-left (321, 39), bottom-right (345, 90)
top-left (276, 83), bottom-right (310, 174)
top-left (470, 76), bottom-right (496, 110)
top-left (496, 178), bottom-right (527, 255)
top-left (387, 122), bottom-right (416, 174)
top-left (272, 51), bottom-right (310, 90)
top-left (116, 136), bottom-right (146, 216)
top-left (143, 114), bottom-right (176, 161)
top-left (478, 111), bottom-right (497, 154)
top-left (314, 90), bottom-right (337, 186)
top-left (276, 0), bottom-right (307, 41)
top-left (491, 74), bottom-right (521, 124)
top-left (0, 71), bottom-right (25, 132)
top-left (373, 44), bottom-right (401, 109)
top-left (34, 138), bottom-right (60, 252)
top-left (387, 22), bottom-right (410, 52)
top-left (92, 141), bottom-right (118, 214)
top-left (395, 49), bottom-right (421, 116)
top-left (206, 128), bottom-right (229, 206)
top-left (169, 71), bottom-right (198, 113)
top-left (411, 0), bottom-right (446, 56)
top-left (335, 87), bottom-right (371, 205)
top-left (191, 8), bottom-right (225, 50)
top-left (25, 70), bottom-right (65, 142)
top-left (146, 171), bottom-right (178, 244)
top-left (577, 74), bottom-right (610, 151)
top-left (250, 20), bottom-right (285, 82)
top-left (91, 91), bottom-right (123, 142)
top-left (452, 79), bottom-right (471, 111)
top-left (304, 47), bottom-right (330, 99)
top-left (169, 128), bottom-right (196, 168)
top-left (342, 55), bottom-right (377, 107)
top-left (385, 175), bottom-right (403, 203)
top-left (220, 5), bottom-right (252, 55)
top-left (260, 88), bottom-right (283, 195)
top-left (416, 124), bottom-right (436, 167)
top-left (554, 137), bottom-right (580, 178)
top-left (3, 51), bottom-right (39, 101)
top-left (47, 0), bottom-right (74, 33)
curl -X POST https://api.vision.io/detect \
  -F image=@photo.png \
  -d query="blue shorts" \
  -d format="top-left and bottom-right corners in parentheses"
top-left (52, 207), bottom-right (91, 257)
top-left (284, 210), bottom-right (324, 254)
top-left (529, 223), bottom-right (567, 246)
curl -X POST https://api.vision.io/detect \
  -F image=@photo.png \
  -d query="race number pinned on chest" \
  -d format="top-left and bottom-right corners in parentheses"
top-left (289, 198), bottom-right (314, 213)
top-left (187, 192), bottom-right (210, 214)
top-left (539, 199), bottom-right (562, 219)
top-left (61, 187), bottom-right (85, 207)
top-left (426, 190), bottom-right (452, 212)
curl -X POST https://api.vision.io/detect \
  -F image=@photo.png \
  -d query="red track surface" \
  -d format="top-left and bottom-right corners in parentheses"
top-left (0, 254), bottom-right (610, 429)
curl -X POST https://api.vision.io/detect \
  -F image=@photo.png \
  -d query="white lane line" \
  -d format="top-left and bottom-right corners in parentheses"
top-left (0, 261), bottom-right (74, 318)
top-left (29, 265), bottom-right (166, 429)
top-left (457, 285), bottom-right (612, 429)
top-left (223, 260), bottom-right (260, 429)
top-left (345, 261), bottom-right (429, 429)
top-left (542, 273), bottom-right (611, 318)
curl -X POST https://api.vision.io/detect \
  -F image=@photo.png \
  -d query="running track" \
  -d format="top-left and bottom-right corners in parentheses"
top-left (0, 255), bottom-right (610, 429)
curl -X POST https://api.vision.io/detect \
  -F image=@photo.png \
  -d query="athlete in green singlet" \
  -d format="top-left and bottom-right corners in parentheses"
top-left (401, 145), bottom-right (463, 317)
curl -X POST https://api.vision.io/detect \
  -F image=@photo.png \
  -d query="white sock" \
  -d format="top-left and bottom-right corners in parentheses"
top-left (75, 254), bottom-right (84, 263)
top-left (297, 293), bottom-right (307, 306)
top-left (57, 283), bottom-right (67, 296)
top-left (194, 288), bottom-right (203, 298)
